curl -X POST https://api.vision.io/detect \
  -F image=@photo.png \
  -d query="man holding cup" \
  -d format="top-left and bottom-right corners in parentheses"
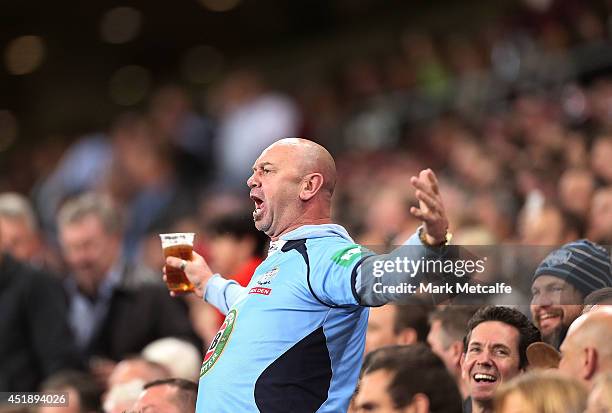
top-left (165, 138), bottom-right (450, 412)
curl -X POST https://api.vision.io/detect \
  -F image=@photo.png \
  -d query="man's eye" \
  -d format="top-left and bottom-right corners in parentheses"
top-left (263, 169), bottom-right (271, 174)
top-left (469, 347), bottom-right (480, 353)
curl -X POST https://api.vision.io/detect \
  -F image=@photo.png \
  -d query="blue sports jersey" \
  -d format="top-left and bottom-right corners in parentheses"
top-left (196, 224), bottom-right (423, 412)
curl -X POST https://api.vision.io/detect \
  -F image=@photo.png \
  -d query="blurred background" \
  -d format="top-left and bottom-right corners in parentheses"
top-left (3, 0), bottom-right (612, 403)
top-left (2, 0), bottom-right (612, 255)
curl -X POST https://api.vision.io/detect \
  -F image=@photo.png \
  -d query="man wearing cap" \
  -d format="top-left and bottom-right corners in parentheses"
top-left (530, 239), bottom-right (612, 349)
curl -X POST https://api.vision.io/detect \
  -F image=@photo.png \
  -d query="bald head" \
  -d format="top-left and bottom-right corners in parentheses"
top-left (567, 308), bottom-right (612, 354)
top-left (248, 138), bottom-right (336, 239)
top-left (265, 138), bottom-right (336, 197)
top-left (560, 308), bottom-right (612, 384)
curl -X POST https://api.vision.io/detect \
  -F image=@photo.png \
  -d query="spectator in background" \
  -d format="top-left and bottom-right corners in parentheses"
top-left (558, 307), bottom-right (612, 388)
top-left (518, 204), bottom-right (579, 245)
top-left (582, 287), bottom-right (612, 313)
top-left (364, 300), bottom-right (432, 354)
top-left (494, 370), bottom-right (587, 413)
top-left (461, 306), bottom-right (541, 413)
top-left (354, 344), bottom-right (462, 413)
top-left (103, 357), bottom-right (170, 413)
top-left (207, 210), bottom-right (268, 287)
top-left (558, 168), bottom-right (595, 219)
top-left (591, 135), bottom-right (612, 184)
top-left (129, 378), bottom-right (198, 413)
top-left (148, 85), bottom-right (215, 188)
top-left (0, 192), bottom-right (48, 267)
top-left (427, 306), bottom-right (479, 400)
top-left (38, 370), bottom-right (102, 413)
top-left (211, 69), bottom-right (301, 189)
top-left (530, 240), bottom-right (612, 349)
top-left (0, 224), bottom-right (82, 391)
top-left (588, 186), bottom-right (612, 244)
top-left (104, 115), bottom-right (196, 263)
top-left (56, 193), bottom-right (198, 384)
top-left (141, 337), bottom-right (201, 382)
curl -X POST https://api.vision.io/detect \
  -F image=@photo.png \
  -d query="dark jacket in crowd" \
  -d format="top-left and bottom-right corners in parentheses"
top-left (0, 253), bottom-right (83, 391)
top-left (72, 263), bottom-right (201, 362)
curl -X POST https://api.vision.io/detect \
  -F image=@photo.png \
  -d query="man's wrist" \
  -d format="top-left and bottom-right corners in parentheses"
top-left (418, 226), bottom-right (452, 247)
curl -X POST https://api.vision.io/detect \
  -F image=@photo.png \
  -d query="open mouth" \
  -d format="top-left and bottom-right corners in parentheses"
top-left (537, 310), bottom-right (562, 329)
top-left (473, 373), bottom-right (497, 383)
top-left (250, 194), bottom-right (265, 218)
top-left (539, 312), bottom-right (561, 321)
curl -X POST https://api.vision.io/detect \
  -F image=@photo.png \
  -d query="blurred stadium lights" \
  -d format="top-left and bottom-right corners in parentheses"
top-left (180, 45), bottom-right (224, 85)
top-left (0, 110), bottom-right (18, 152)
top-left (198, 0), bottom-right (241, 12)
top-left (4, 35), bottom-right (45, 75)
top-left (108, 65), bottom-right (151, 106)
top-left (100, 6), bottom-right (143, 44)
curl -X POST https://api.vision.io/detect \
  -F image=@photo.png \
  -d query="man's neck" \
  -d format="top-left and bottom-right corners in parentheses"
top-left (270, 217), bottom-right (333, 241)
top-left (472, 399), bottom-right (493, 413)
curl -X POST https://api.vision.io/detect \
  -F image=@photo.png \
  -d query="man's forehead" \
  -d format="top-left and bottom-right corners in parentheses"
top-left (470, 321), bottom-right (519, 346)
top-left (254, 144), bottom-right (292, 165)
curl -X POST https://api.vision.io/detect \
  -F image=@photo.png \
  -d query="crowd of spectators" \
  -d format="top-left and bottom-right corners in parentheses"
top-left (1, 0), bottom-right (612, 412)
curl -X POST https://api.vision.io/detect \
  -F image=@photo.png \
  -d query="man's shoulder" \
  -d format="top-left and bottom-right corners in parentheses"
top-left (305, 237), bottom-right (365, 269)
top-left (0, 253), bottom-right (62, 289)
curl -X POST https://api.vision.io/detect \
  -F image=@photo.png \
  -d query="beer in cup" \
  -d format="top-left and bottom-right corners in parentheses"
top-left (159, 232), bottom-right (196, 293)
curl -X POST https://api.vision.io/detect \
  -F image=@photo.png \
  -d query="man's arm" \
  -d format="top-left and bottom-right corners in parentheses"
top-left (310, 169), bottom-right (452, 307)
top-left (165, 252), bottom-right (245, 314)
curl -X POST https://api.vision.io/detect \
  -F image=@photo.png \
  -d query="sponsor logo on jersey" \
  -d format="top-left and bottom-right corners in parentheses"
top-left (257, 267), bottom-right (279, 285)
top-left (200, 309), bottom-right (237, 377)
top-left (249, 287), bottom-right (271, 295)
top-left (331, 245), bottom-right (362, 267)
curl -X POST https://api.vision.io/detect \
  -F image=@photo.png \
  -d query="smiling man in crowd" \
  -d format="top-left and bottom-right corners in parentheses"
top-left (530, 239), bottom-right (612, 349)
top-left (461, 306), bottom-right (541, 413)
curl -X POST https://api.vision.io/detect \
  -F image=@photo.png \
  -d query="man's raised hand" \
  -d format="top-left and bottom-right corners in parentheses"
top-left (409, 169), bottom-right (449, 245)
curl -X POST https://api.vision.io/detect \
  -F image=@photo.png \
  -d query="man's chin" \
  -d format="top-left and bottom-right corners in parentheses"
top-left (253, 220), bottom-right (270, 235)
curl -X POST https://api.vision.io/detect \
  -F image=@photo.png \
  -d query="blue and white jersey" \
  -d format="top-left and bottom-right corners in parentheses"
top-left (196, 224), bottom-right (425, 413)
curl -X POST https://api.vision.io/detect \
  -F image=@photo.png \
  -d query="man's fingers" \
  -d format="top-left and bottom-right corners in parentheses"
top-left (411, 175), bottom-right (436, 197)
top-left (166, 256), bottom-right (184, 269)
top-left (426, 169), bottom-right (440, 195)
top-left (410, 206), bottom-right (434, 222)
top-left (415, 189), bottom-right (442, 213)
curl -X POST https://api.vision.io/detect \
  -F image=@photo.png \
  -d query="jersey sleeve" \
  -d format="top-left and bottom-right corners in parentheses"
top-left (204, 274), bottom-right (246, 314)
top-left (307, 242), bottom-right (373, 307)
top-left (309, 231), bottom-right (455, 308)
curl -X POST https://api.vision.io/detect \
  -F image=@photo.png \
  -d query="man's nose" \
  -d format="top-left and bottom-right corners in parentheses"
top-left (531, 292), bottom-right (553, 307)
top-left (475, 350), bottom-right (493, 366)
top-left (247, 172), bottom-right (259, 188)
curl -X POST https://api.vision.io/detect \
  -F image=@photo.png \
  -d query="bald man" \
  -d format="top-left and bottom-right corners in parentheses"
top-left (165, 138), bottom-right (450, 412)
top-left (559, 307), bottom-right (612, 387)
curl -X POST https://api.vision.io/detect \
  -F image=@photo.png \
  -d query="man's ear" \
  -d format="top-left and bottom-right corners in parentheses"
top-left (406, 393), bottom-right (430, 413)
top-left (583, 347), bottom-right (598, 381)
top-left (300, 173), bottom-right (325, 201)
top-left (395, 328), bottom-right (418, 346)
top-left (449, 341), bottom-right (464, 368)
top-left (459, 352), bottom-right (467, 380)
